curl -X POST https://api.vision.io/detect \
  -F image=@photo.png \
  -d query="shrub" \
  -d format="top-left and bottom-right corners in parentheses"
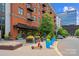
top-left (39, 13), bottom-right (54, 35)
top-left (4, 34), bottom-right (9, 40)
top-left (61, 29), bottom-right (69, 37)
top-left (75, 29), bottom-right (79, 36)
top-left (58, 27), bottom-right (69, 37)
top-left (35, 36), bottom-right (40, 38)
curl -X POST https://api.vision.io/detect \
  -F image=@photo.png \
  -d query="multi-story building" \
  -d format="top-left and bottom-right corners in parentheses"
top-left (56, 16), bottom-right (61, 28)
top-left (10, 3), bottom-right (43, 39)
top-left (0, 3), bottom-right (56, 39)
top-left (58, 10), bottom-right (77, 25)
top-left (58, 10), bottom-right (77, 35)
top-left (0, 3), bottom-right (43, 39)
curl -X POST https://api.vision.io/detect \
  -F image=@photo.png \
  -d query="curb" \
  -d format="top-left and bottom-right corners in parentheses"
top-left (53, 41), bottom-right (63, 56)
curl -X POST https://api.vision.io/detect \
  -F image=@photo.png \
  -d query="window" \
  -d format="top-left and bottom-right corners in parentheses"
top-left (2, 17), bottom-right (5, 24)
top-left (33, 3), bottom-right (36, 7)
top-left (34, 8), bottom-right (36, 12)
top-left (33, 16), bottom-right (36, 21)
top-left (0, 16), bottom-right (5, 24)
top-left (27, 13), bottom-right (31, 18)
top-left (2, 4), bottom-right (5, 6)
top-left (0, 17), bottom-right (2, 24)
top-left (34, 3), bottom-right (36, 6)
top-left (38, 4), bottom-right (40, 8)
top-left (38, 12), bottom-right (40, 16)
top-left (2, 16), bottom-right (5, 20)
top-left (0, 3), bottom-right (5, 12)
top-left (26, 3), bottom-right (30, 8)
top-left (18, 8), bottom-right (24, 15)
top-left (38, 4), bottom-right (40, 14)
top-left (38, 17), bottom-right (40, 22)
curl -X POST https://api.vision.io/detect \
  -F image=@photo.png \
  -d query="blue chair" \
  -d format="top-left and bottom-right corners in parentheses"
top-left (50, 37), bottom-right (55, 45)
top-left (46, 39), bottom-right (50, 48)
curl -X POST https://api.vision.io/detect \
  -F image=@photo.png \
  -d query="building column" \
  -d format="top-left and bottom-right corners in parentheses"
top-left (5, 3), bottom-right (11, 36)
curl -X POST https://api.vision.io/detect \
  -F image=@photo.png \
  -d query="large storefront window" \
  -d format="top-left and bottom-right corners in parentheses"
top-left (0, 3), bottom-right (5, 13)
top-left (0, 16), bottom-right (5, 38)
top-left (0, 17), bottom-right (4, 24)
top-left (0, 17), bottom-right (1, 24)
top-left (0, 3), bottom-right (5, 38)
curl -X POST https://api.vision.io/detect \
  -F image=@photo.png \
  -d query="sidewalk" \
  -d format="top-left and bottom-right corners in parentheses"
top-left (0, 40), bottom-right (59, 56)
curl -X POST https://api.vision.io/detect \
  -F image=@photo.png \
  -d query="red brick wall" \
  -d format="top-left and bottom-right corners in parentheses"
top-left (10, 3), bottom-right (42, 39)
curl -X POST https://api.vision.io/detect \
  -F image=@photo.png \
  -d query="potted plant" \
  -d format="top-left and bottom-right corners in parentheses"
top-left (26, 35), bottom-right (35, 43)
top-left (4, 34), bottom-right (10, 40)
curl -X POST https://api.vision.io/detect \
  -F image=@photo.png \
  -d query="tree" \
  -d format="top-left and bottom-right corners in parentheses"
top-left (62, 29), bottom-right (69, 37)
top-left (39, 13), bottom-right (54, 35)
top-left (58, 27), bottom-right (69, 37)
top-left (75, 29), bottom-right (79, 36)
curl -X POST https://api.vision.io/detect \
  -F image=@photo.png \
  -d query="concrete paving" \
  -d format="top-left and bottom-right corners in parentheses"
top-left (0, 40), bottom-right (59, 56)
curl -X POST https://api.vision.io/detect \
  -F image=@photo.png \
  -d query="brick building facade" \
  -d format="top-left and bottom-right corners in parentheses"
top-left (0, 3), bottom-right (56, 39)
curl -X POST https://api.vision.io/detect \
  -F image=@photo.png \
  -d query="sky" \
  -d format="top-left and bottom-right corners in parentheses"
top-left (51, 3), bottom-right (79, 25)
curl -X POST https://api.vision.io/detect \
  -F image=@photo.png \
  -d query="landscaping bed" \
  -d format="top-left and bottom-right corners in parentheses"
top-left (0, 41), bottom-right (23, 50)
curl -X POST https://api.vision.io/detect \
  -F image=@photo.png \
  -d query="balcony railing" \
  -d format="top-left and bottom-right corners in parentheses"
top-left (26, 4), bottom-right (34, 12)
top-left (42, 4), bottom-right (46, 7)
top-left (50, 11), bottom-right (52, 14)
top-left (54, 19), bottom-right (56, 22)
top-left (42, 10), bottom-right (46, 14)
top-left (42, 8), bottom-right (46, 14)
top-left (27, 16), bottom-right (34, 21)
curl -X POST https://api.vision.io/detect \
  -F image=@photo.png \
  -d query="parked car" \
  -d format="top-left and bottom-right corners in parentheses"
top-left (57, 35), bottom-right (64, 39)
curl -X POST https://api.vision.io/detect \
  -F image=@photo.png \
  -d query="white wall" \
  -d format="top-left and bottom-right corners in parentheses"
top-left (5, 3), bottom-right (11, 35)
top-left (56, 16), bottom-right (61, 28)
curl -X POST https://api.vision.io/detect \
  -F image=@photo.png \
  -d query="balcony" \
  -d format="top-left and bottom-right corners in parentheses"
top-left (54, 16), bottom-right (56, 18)
top-left (54, 19), bottom-right (56, 22)
top-left (26, 4), bottom-right (34, 12)
top-left (27, 16), bottom-right (34, 21)
top-left (42, 4), bottom-right (46, 7)
top-left (42, 8), bottom-right (46, 14)
top-left (42, 10), bottom-right (46, 14)
top-left (50, 11), bottom-right (52, 14)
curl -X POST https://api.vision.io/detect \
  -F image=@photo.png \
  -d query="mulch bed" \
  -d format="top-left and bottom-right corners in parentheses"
top-left (0, 41), bottom-right (23, 50)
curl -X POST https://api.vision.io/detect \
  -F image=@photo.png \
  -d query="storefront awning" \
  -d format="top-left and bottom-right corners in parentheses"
top-left (14, 23), bottom-right (38, 30)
